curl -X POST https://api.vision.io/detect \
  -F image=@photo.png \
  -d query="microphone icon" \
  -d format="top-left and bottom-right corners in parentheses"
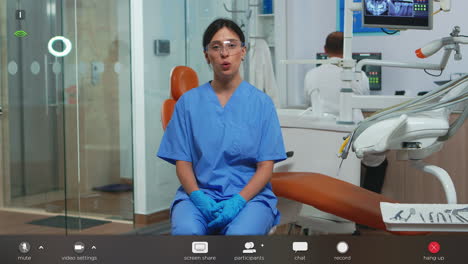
top-left (18, 242), bottom-right (30, 253)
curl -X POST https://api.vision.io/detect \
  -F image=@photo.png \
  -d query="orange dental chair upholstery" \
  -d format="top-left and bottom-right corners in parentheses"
top-left (161, 66), bottom-right (425, 235)
top-left (161, 66), bottom-right (199, 130)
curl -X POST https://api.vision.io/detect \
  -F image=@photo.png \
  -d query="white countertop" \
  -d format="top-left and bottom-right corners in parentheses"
top-left (276, 108), bottom-right (357, 132)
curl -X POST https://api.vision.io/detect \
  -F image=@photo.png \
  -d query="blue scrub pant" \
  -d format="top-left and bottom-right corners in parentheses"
top-left (171, 199), bottom-right (276, 235)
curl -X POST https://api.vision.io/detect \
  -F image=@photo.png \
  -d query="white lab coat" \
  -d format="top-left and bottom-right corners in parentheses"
top-left (249, 38), bottom-right (279, 106)
top-left (304, 60), bottom-right (370, 121)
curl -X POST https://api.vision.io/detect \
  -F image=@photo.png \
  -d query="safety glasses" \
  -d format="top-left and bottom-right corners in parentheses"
top-left (205, 39), bottom-right (245, 55)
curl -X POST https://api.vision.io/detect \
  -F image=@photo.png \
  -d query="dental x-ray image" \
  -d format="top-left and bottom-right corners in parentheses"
top-left (365, 0), bottom-right (389, 16)
top-left (388, 0), bottom-right (414, 17)
top-left (366, 0), bottom-right (414, 17)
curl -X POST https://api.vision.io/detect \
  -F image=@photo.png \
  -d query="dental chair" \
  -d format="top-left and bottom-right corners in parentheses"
top-left (161, 65), bottom-right (424, 235)
top-left (161, 66), bottom-right (199, 130)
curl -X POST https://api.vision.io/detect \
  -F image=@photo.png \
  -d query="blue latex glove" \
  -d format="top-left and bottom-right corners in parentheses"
top-left (190, 190), bottom-right (222, 222)
top-left (208, 194), bottom-right (246, 229)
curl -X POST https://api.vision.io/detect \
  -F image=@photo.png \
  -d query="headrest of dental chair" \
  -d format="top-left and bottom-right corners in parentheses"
top-left (170, 66), bottom-right (199, 100)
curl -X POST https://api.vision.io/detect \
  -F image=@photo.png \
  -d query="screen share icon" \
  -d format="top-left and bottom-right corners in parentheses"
top-left (192, 241), bottom-right (208, 254)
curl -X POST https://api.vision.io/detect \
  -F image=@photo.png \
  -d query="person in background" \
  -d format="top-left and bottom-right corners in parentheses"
top-left (304, 31), bottom-right (387, 194)
top-left (157, 18), bottom-right (286, 235)
top-left (304, 31), bottom-right (370, 120)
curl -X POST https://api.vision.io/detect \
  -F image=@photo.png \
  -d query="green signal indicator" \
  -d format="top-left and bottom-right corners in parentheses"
top-left (14, 30), bottom-right (28, 38)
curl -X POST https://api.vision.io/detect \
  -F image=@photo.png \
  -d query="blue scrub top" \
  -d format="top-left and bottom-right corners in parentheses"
top-left (157, 81), bottom-right (286, 224)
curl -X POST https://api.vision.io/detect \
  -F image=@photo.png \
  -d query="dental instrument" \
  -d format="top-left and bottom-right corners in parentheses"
top-left (404, 208), bottom-right (416, 222)
top-left (390, 210), bottom-right (405, 221)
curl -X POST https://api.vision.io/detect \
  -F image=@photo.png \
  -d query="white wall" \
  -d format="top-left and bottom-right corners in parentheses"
top-left (140, 0), bottom-right (187, 214)
top-left (186, 0), bottom-right (231, 84)
top-left (131, 0), bottom-right (187, 215)
top-left (286, 0), bottom-right (468, 106)
top-left (286, 0), bottom-right (337, 105)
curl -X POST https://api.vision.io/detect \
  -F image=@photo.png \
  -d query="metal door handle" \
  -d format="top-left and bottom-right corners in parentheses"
top-left (44, 54), bottom-right (49, 115)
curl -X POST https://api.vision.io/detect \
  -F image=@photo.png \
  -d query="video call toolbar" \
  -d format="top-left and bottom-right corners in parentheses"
top-left (1, 235), bottom-right (466, 264)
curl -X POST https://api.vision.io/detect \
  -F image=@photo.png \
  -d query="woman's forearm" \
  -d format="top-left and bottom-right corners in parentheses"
top-left (239, 160), bottom-right (274, 201)
top-left (175, 160), bottom-right (199, 195)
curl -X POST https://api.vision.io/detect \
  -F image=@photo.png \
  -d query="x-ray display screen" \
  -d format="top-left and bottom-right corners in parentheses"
top-left (363, 0), bottom-right (432, 30)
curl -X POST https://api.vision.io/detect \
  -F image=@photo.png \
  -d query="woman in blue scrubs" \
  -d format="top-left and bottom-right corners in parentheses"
top-left (157, 18), bottom-right (286, 235)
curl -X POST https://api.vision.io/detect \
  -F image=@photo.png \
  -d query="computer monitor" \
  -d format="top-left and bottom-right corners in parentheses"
top-left (316, 52), bottom-right (382, 91)
top-left (362, 0), bottom-right (433, 30)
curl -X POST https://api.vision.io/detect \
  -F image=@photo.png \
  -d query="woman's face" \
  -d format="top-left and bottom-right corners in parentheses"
top-left (204, 27), bottom-right (246, 80)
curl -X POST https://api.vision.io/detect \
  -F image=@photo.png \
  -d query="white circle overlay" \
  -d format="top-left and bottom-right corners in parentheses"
top-left (48, 36), bottom-right (72, 57)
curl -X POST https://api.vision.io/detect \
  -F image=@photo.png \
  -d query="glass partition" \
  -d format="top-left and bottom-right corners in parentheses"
top-left (0, 0), bottom-right (133, 234)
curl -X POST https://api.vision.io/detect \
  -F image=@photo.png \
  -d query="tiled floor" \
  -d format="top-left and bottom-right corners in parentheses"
top-left (0, 190), bottom-right (159, 235)
top-left (0, 210), bottom-right (134, 235)
top-left (30, 191), bottom-right (134, 221)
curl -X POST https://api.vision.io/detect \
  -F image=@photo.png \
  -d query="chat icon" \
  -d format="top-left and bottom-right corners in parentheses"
top-left (292, 242), bottom-right (308, 252)
top-left (192, 241), bottom-right (208, 254)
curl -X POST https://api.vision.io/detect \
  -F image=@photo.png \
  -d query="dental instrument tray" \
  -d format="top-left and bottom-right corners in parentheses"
top-left (380, 202), bottom-right (468, 232)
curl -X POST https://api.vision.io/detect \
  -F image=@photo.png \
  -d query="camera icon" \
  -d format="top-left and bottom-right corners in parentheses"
top-left (74, 242), bottom-right (85, 254)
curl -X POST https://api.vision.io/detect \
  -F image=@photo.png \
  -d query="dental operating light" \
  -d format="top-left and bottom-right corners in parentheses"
top-left (416, 27), bottom-right (468, 59)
